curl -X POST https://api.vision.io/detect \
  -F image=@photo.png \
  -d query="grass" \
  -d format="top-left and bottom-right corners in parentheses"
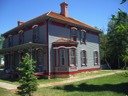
top-left (33, 72), bottom-right (128, 96)
top-left (0, 70), bottom-right (128, 96)
top-left (0, 88), bottom-right (16, 96)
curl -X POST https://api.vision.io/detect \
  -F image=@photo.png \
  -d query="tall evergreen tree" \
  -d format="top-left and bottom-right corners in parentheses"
top-left (17, 53), bottom-right (38, 96)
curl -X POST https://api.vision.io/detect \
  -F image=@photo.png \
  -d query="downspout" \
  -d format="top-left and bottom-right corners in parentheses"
top-left (98, 33), bottom-right (101, 69)
top-left (46, 19), bottom-right (50, 79)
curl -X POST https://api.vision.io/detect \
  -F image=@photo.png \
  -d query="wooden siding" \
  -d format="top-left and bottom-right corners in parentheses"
top-left (48, 24), bottom-right (100, 73)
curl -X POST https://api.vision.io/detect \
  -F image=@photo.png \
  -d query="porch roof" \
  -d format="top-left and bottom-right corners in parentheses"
top-left (0, 42), bottom-right (47, 54)
top-left (52, 38), bottom-right (78, 44)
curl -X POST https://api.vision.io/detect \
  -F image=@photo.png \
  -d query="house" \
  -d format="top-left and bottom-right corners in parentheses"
top-left (0, 2), bottom-right (101, 79)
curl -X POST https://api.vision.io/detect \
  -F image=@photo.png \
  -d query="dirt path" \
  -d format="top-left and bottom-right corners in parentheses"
top-left (0, 70), bottom-right (126, 90)
top-left (0, 82), bottom-right (17, 90)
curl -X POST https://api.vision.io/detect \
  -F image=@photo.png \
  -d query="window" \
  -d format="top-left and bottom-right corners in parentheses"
top-left (59, 49), bottom-right (65, 66)
top-left (19, 30), bottom-right (24, 44)
top-left (36, 49), bottom-right (43, 72)
top-left (94, 51), bottom-right (98, 65)
top-left (70, 49), bottom-right (76, 66)
top-left (81, 50), bottom-right (87, 66)
top-left (81, 30), bottom-right (86, 43)
top-left (8, 35), bottom-right (13, 47)
top-left (33, 25), bottom-right (39, 42)
top-left (71, 27), bottom-right (77, 41)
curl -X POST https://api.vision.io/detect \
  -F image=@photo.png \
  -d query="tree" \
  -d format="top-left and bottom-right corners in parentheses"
top-left (122, 48), bottom-right (128, 69)
top-left (17, 53), bottom-right (38, 96)
top-left (106, 0), bottom-right (128, 68)
top-left (99, 30), bottom-right (107, 64)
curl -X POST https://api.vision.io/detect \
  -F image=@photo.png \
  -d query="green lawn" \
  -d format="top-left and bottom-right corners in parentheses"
top-left (33, 72), bottom-right (128, 96)
top-left (0, 71), bottom-right (128, 96)
top-left (0, 88), bottom-right (15, 96)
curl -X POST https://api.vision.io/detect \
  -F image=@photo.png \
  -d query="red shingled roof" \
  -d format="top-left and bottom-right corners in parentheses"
top-left (47, 11), bottom-right (98, 31)
top-left (3, 11), bottom-right (100, 36)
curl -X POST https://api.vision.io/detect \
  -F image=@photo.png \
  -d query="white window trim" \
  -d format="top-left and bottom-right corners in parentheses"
top-left (32, 25), bottom-right (38, 28)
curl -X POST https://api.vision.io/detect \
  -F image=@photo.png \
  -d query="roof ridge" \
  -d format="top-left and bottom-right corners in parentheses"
top-left (46, 11), bottom-right (52, 16)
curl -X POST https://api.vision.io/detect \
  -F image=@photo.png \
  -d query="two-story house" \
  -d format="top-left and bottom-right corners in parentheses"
top-left (0, 2), bottom-right (101, 79)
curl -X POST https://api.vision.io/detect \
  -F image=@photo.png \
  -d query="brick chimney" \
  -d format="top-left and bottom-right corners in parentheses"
top-left (18, 21), bottom-right (24, 26)
top-left (60, 2), bottom-right (68, 17)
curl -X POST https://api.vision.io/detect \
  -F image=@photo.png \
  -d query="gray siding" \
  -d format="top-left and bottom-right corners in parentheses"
top-left (39, 25), bottom-right (47, 43)
top-left (48, 24), bottom-right (100, 72)
top-left (48, 24), bottom-right (70, 72)
top-left (76, 32), bottom-right (100, 70)
top-left (87, 33), bottom-right (99, 43)
top-left (76, 42), bottom-right (100, 70)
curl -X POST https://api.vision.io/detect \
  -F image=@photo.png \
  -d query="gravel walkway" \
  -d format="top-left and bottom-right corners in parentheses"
top-left (0, 70), bottom-right (125, 90)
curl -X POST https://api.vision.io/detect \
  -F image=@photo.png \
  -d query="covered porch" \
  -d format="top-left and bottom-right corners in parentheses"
top-left (0, 42), bottom-right (47, 77)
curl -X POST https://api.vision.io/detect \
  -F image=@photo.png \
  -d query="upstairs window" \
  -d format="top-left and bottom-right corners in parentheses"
top-left (81, 29), bottom-right (86, 43)
top-left (19, 30), bottom-right (24, 44)
top-left (81, 50), bottom-right (87, 66)
top-left (70, 48), bottom-right (76, 66)
top-left (32, 25), bottom-right (39, 43)
top-left (8, 35), bottom-right (13, 47)
top-left (94, 51), bottom-right (99, 65)
top-left (59, 49), bottom-right (66, 66)
top-left (71, 27), bottom-right (77, 41)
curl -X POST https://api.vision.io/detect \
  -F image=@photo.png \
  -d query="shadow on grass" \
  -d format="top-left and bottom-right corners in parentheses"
top-left (54, 82), bottom-right (128, 94)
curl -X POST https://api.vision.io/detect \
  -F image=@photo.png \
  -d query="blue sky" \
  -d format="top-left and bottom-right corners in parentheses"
top-left (0, 0), bottom-right (128, 34)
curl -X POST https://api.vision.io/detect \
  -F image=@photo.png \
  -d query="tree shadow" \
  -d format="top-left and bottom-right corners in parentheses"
top-left (54, 82), bottom-right (128, 94)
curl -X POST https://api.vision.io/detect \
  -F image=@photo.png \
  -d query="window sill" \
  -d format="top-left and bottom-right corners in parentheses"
top-left (81, 64), bottom-right (87, 66)
top-left (70, 64), bottom-right (76, 67)
top-left (94, 63), bottom-right (99, 66)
